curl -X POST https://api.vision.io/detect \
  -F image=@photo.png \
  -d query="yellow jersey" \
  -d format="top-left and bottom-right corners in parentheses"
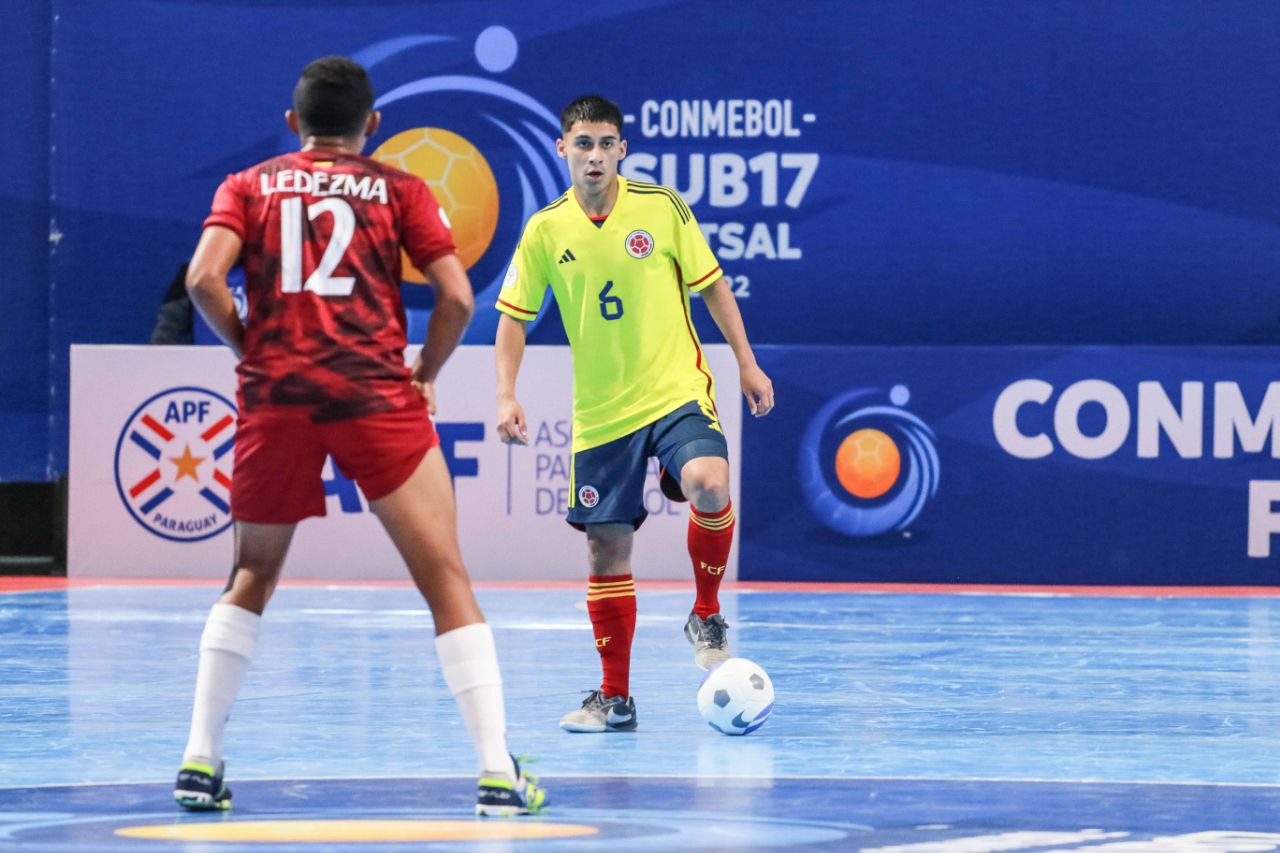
top-left (497, 177), bottom-right (723, 453)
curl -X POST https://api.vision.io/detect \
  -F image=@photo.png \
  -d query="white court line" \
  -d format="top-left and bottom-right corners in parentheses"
top-left (5, 774), bottom-right (1280, 790)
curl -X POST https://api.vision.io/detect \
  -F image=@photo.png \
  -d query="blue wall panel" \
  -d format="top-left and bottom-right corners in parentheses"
top-left (0, 1), bottom-right (51, 481)
top-left (5, 0), bottom-right (1280, 485)
top-left (740, 346), bottom-right (1280, 584)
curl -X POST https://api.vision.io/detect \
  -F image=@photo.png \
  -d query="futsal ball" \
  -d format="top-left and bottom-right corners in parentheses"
top-left (697, 658), bottom-right (774, 736)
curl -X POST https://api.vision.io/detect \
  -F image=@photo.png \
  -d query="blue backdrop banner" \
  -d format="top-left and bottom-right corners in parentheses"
top-left (740, 346), bottom-right (1280, 584)
top-left (7, 0), bottom-right (1280, 481)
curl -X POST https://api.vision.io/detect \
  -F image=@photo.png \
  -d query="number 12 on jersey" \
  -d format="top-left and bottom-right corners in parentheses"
top-left (279, 197), bottom-right (356, 296)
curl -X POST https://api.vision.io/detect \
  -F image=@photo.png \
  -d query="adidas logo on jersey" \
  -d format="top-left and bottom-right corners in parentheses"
top-left (558, 249), bottom-right (577, 264)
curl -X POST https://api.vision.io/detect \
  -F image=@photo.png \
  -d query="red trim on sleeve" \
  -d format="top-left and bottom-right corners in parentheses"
top-left (202, 173), bottom-right (248, 241)
top-left (497, 298), bottom-right (538, 318)
top-left (685, 266), bottom-right (722, 289)
top-left (675, 278), bottom-right (716, 402)
top-left (413, 247), bottom-right (454, 269)
top-left (201, 215), bottom-right (246, 241)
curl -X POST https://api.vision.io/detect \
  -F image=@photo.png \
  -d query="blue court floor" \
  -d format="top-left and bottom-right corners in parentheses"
top-left (3, 582), bottom-right (1280, 850)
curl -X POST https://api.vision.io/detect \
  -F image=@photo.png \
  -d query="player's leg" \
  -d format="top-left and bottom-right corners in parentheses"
top-left (335, 406), bottom-right (542, 815)
top-left (560, 432), bottom-right (649, 733)
top-left (586, 523), bottom-right (637, 698)
top-left (176, 522), bottom-right (294, 810)
top-left (558, 522), bottom-right (639, 732)
top-left (176, 409), bottom-right (324, 811)
top-left (679, 456), bottom-right (735, 669)
top-left (368, 446), bottom-right (483, 633)
top-left (653, 402), bottom-right (734, 669)
top-left (221, 521), bottom-right (295, 613)
top-left (680, 454), bottom-right (733, 612)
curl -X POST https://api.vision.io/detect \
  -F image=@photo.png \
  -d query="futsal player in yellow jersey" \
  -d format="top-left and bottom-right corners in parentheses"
top-left (494, 96), bottom-right (774, 732)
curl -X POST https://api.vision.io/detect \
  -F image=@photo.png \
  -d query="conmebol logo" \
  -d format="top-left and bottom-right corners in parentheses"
top-left (799, 385), bottom-right (940, 537)
top-left (994, 379), bottom-right (1280, 460)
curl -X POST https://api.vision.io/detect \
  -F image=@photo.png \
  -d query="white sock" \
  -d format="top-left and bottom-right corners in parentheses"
top-left (182, 603), bottom-right (260, 767)
top-left (435, 622), bottom-right (516, 779)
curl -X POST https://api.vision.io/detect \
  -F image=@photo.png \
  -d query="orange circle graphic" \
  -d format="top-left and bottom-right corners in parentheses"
top-left (372, 127), bottom-right (500, 277)
top-left (834, 428), bottom-right (902, 499)
top-left (116, 819), bottom-right (599, 843)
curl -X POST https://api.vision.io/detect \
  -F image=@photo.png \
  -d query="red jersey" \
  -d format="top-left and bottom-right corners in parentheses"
top-left (203, 149), bottom-right (455, 421)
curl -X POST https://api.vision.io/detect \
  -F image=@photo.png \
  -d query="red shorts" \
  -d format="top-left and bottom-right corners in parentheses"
top-left (231, 402), bottom-right (439, 524)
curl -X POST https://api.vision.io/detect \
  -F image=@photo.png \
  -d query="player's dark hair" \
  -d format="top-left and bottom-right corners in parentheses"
top-left (292, 56), bottom-right (375, 138)
top-left (560, 95), bottom-right (624, 137)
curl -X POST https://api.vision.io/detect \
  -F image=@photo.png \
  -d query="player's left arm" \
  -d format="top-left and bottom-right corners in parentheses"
top-left (413, 253), bottom-right (475, 415)
top-left (402, 178), bottom-right (474, 413)
top-left (671, 199), bottom-right (774, 416)
top-left (186, 225), bottom-right (245, 358)
top-left (700, 278), bottom-right (775, 417)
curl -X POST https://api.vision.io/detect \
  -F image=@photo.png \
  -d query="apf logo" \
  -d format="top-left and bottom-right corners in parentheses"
top-left (360, 26), bottom-right (566, 338)
top-left (799, 385), bottom-right (940, 537)
top-left (113, 387), bottom-right (236, 542)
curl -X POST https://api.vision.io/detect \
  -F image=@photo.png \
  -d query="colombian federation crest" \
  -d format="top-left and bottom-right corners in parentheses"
top-left (625, 230), bottom-right (654, 259)
top-left (113, 387), bottom-right (237, 542)
top-left (578, 484), bottom-right (601, 508)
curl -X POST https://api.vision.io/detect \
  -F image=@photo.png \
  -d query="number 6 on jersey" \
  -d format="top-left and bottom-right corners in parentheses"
top-left (598, 281), bottom-right (623, 320)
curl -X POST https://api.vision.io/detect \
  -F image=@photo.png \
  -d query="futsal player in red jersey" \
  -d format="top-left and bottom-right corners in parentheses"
top-left (173, 56), bottom-right (544, 817)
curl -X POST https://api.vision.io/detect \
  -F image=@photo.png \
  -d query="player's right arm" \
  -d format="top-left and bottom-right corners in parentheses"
top-left (493, 230), bottom-right (550, 446)
top-left (189, 173), bottom-right (250, 357)
top-left (186, 225), bottom-right (245, 357)
top-left (495, 314), bottom-right (529, 445)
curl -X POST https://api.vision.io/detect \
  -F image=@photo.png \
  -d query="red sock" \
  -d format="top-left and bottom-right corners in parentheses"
top-left (586, 574), bottom-right (636, 698)
top-left (689, 501), bottom-right (735, 619)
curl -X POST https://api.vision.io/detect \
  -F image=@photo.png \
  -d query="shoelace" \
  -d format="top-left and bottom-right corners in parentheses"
top-left (702, 615), bottom-right (728, 647)
top-left (512, 754), bottom-right (540, 787)
top-left (580, 688), bottom-right (611, 710)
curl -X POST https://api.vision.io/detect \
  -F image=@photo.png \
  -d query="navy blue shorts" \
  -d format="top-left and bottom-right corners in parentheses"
top-left (567, 400), bottom-right (729, 531)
